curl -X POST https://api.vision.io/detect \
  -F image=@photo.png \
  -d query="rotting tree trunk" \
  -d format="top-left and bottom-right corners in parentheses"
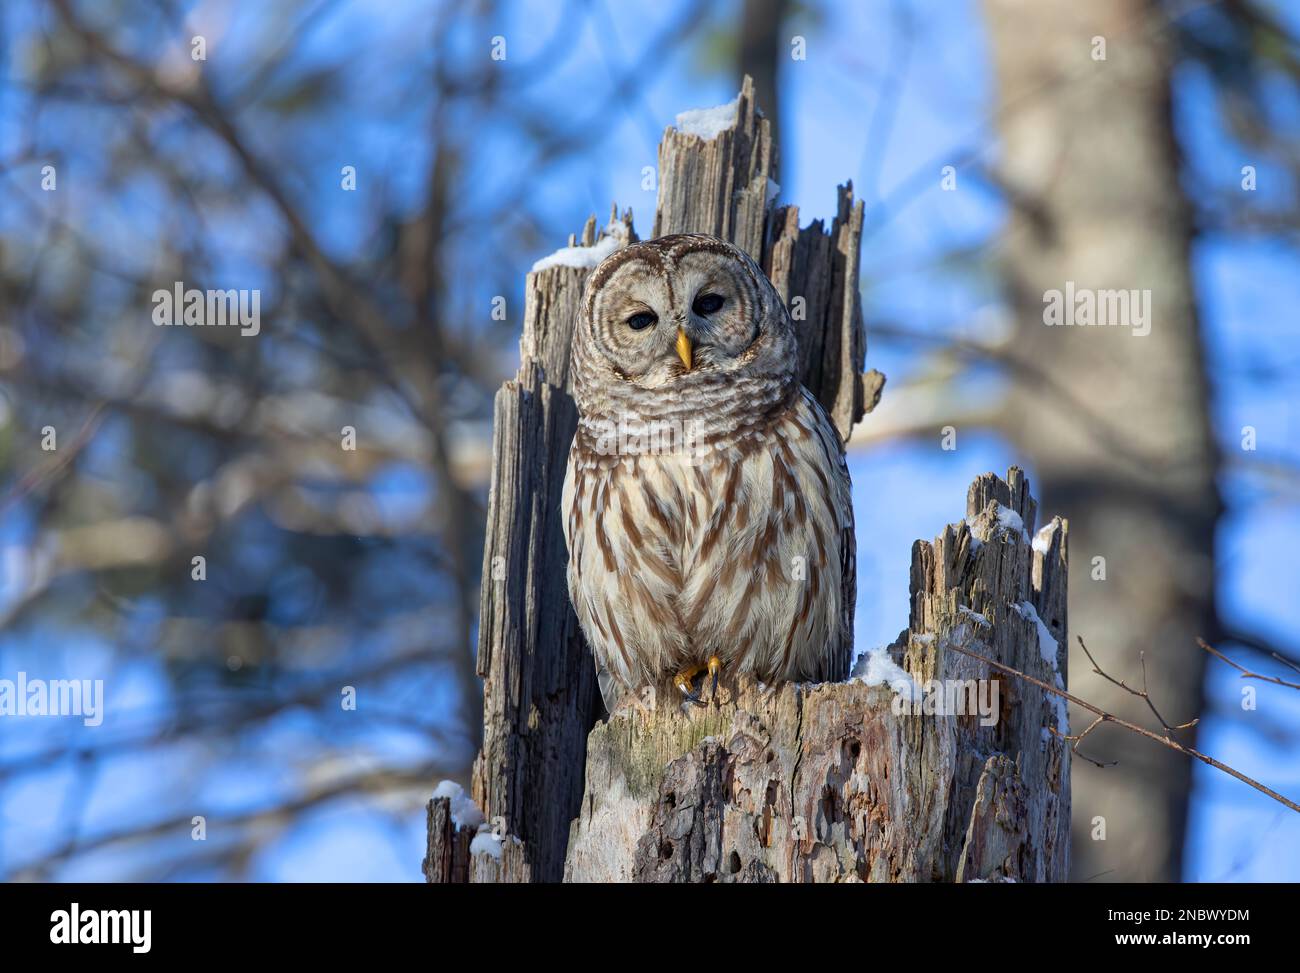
top-left (425, 78), bottom-right (1067, 882)
top-left (983, 0), bottom-right (1219, 882)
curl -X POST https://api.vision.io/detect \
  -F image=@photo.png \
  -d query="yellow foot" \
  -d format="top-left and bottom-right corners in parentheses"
top-left (674, 656), bottom-right (724, 706)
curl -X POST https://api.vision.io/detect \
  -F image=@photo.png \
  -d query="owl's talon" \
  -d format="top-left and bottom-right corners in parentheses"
top-left (708, 655), bottom-right (722, 703)
top-left (674, 664), bottom-right (708, 706)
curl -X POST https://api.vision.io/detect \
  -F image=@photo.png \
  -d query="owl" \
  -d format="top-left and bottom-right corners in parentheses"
top-left (561, 233), bottom-right (855, 710)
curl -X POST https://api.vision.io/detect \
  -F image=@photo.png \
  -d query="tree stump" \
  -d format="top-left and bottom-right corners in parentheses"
top-left (425, 77), bottom-right (1069, 882)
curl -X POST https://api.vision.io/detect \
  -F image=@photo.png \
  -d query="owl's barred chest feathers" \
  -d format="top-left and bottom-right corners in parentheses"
top-left (563, 387), bottom-right (853, 694)
top-left (561, 232), bottom-right (855, 704)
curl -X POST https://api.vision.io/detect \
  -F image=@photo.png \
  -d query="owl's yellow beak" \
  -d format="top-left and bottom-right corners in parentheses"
top-left (675, 327), bottom-right (693, 371)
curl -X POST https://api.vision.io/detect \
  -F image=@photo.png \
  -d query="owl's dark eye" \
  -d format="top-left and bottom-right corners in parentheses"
top-left (626, 311), bottom-right (657, 331)
top-left (692, 293), bottom-right (725, 315)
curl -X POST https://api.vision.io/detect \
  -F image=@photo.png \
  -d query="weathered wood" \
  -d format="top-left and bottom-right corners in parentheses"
top-left (421, 797), bottom-right (472, 884)
top-left (767, 185), bottom-right (871, 437)
top-left (421, 795), bottom-right (531, 883)
top-left (653, 75), bottom-right (774, 262)
top-left (565, 679), bottom-right (951, 882)
top-left (563, 467), bottom-right (1071, 882)
top-left (464, 359), bottom-right (594, 882)
top-left (910, 467), bottom-right (1071, 882)
top-left (421, 204), bottom-right (637, 883)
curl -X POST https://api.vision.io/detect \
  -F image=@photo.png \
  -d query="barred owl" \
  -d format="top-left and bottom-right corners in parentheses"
top-left (561, 233), bottom-right (854, 709)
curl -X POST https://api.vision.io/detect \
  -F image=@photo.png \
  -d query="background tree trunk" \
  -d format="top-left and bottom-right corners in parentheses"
top-left (736, 0), bottom-right (791, 150)
top-left (983, 0), bottom-right (1220, 881)
top-left (426, 77), bottom-right (1070, 882)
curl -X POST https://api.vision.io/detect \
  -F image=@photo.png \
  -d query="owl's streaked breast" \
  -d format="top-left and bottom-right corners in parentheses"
top-left (563, 388), bottom-right (852, 695)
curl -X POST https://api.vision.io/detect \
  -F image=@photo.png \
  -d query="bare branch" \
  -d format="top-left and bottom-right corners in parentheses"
top-left (1052, 715), bottom-right (1117, 769)
top-left (1077, 637), bottom-right (1198, 736)
top-left (945, 639), bottom-right (1300, 815)
top-left (1197, 638), bottom-right (1300, 692)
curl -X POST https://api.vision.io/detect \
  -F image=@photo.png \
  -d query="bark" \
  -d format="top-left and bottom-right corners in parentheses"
top-left (427, 77), bottom-right (1066, 882)
top-left (983, 0), bottom-right (1220, 881)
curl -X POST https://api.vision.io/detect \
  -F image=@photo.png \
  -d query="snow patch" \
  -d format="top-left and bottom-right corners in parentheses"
top-left (530, 221), bottom-right (630, 273)
top-left (852, 646), bottom-right (923, 702)
top-left (674, 96), bottom-right (738, 140)
top-left (996, 505), bottom-right (1029, 541)
top-left (432, 779), bottom-right (485, 830)
top-left (470, 828), bottom-right (503, 860)
top-left (967, 503), bottom-right (1031, 545)
top-left (1046, 689), bottom-right (1068, 735)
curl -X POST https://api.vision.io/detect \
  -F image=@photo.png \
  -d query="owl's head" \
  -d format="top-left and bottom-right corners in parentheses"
top-left (573, 234), bottom-right (798, 418)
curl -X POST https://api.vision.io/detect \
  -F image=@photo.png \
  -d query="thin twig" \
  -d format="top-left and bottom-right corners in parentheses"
top-left (1054, 715), bottom-right (1116, 769)
top-left (1077, 637), bottom-right (1198, 737)
top-left (944, 640), bottom-right (1300, 815)
top-left (1197, 638), bottom-right (1300, 692)
top-left (1274, 653), bottom-right (1300, 677)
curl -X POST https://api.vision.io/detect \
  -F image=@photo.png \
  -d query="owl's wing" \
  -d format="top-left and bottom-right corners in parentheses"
top-left (564, 436), bottom-right (626, 715)
top-left (797, 388), bottom-right (856, 683)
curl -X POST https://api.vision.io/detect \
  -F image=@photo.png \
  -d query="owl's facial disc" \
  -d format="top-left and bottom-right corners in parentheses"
top-left (582, 239), bottom-right (790, 401)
